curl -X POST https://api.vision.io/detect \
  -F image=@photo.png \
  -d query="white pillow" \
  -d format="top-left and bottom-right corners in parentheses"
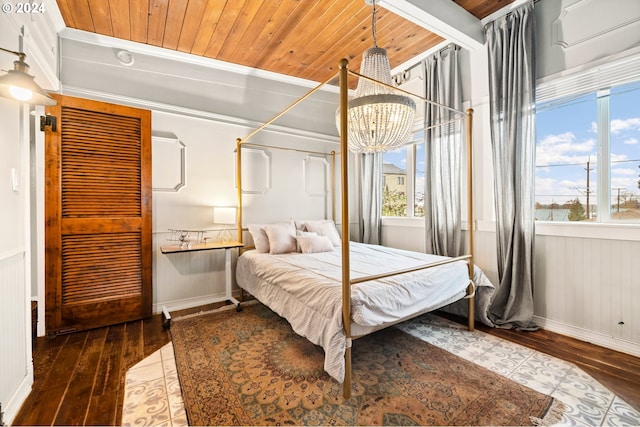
top-left (296, 235), bottom-right (335, 254)
top-left (265, 221), bottom-right (297, 254)
top-left (295, 230), bottom-right (317, 252)
top-left (303, 220), bottom-right (341, 246)
top-left (248, 224), bottom-right (269, 253)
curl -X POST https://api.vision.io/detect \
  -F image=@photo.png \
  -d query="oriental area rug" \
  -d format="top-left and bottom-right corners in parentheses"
top-left (170, 302), bottom-right (563, 426)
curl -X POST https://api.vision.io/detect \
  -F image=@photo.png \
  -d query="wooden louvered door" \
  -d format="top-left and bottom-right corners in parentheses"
top-left (45, 94), bottom-right (152, 334)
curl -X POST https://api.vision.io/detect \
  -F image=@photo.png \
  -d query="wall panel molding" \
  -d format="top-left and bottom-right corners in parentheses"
top-left (552, 0), bottom-right (640, 49)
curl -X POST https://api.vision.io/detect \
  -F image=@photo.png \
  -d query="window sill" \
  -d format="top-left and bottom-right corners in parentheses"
top-left (535, 221), bottom-right (640, 241)
top-left (383, 217), bottom-right (640, 242)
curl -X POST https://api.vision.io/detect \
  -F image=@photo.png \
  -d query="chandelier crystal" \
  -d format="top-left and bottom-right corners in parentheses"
top-left (340, 1), bottom-right (416, 153)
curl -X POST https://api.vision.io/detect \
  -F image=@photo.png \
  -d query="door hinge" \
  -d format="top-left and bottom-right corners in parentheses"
top-left (40, 114), bottom-right (57, 132)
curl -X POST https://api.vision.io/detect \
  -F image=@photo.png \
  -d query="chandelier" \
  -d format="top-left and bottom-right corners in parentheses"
top-left (342, 0), bottom-right (416, 153)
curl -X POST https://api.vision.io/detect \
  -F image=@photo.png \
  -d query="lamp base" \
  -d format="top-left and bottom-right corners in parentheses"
top-left (217, 226), bottom-right (234, 243)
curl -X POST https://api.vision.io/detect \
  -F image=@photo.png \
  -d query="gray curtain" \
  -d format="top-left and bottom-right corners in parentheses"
top-left (423, 44), bottom-right (463, 257)
top-left (359, 153), bottom-right (383, 244)
top-left (485, 2), bottom-right (538, 330)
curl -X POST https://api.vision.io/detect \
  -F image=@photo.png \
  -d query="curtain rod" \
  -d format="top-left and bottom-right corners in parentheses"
top-left (393, 43), bottom-right (458, 83)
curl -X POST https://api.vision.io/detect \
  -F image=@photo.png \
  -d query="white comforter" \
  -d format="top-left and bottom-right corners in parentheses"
top-left (236, 242), bottom-right (483, 382)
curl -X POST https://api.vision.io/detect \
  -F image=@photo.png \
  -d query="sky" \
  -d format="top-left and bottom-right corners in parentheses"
top-left (535, 81), bottom-right (640, 207)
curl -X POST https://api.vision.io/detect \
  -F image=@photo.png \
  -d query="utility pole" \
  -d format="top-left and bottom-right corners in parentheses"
top-left (585, 158), bottom-right (593, 219)
top-left (613, 187), bottom-right (623, 213)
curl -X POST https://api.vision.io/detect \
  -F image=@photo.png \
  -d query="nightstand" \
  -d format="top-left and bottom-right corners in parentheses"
top-left (160, 240), bottom-right (244, 328)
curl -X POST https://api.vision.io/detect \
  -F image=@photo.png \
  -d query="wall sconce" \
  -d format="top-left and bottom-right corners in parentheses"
top-left (0, 46), bottom-right (56, 106)
top-left (213, 206), bottom-right (237, 243)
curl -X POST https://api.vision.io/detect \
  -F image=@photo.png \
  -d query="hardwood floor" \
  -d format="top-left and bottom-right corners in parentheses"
top-left (12, 314), bottom-right (170, 426)
top-left (12, 310), bottom-right (640, 425)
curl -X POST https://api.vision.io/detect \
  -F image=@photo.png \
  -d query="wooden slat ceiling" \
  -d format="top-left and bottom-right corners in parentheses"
top-left (56, 0), bottom-right (514, 83)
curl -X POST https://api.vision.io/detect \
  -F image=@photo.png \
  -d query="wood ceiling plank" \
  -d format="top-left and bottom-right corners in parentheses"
top-left (202, 0), bottom-right (254, 59)
top-left (213, 0), bottom-right (268, 60)
top-left (245, 0), bottom-right (314, 72)
top-left (184, 0), bottom-right (226, 55)
top-left (257, 0), bottom-right (372, 82)
top-left (162, 0), bottom-right (189, 50)
top-left (286, 0), bottom-right (365, 77)
top-left (232, 0), bottom-right (306, 69)
top-left (87, 0), bottom-right (113, 36)
top-left (454, 0), bottom-right (516, 20)
top-left (147, 0), bottom-right (169, 47)
top-left (129, 0), bottom-right (150, 44)
top-left (216, 0), bottom-right (280, 62)
top-left (190, 0), bottom-right (229, 56)
top-left (56, 0), bottom-right (77, 28)
top-left (66, 0), bottom-right (95, 32)
top-left (108, 0), bottom-right (131, 40)
top-left (300, 4), bottom-right (380, 81)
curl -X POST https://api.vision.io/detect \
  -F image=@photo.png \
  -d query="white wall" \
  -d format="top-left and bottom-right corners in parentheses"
top-left (149, 110), bottom-right (340, 313)
top-left (0, 4), bottom-right (60, 423)
top-left (384, 0), bottom-right (640, 357)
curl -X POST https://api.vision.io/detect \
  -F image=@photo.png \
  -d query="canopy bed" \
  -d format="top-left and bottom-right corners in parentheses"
top-left (233, 58), bottom-right (478, 399)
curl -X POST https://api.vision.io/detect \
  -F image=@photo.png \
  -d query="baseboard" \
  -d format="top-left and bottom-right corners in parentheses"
top-left (533, 315), bottom-right (640, 358)
top-left (3, 371), bottom-right (33, 426)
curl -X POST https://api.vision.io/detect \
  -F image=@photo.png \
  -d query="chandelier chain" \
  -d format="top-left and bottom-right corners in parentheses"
top-left (371, 0), bottom-right (378, 48)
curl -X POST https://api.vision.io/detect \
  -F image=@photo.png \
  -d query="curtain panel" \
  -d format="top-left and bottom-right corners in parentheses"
top-left (423, 44), bottom-right (463, 257)
top-left (359, 153), bottom-right (383, 245)
top-left (485, 1), bottom-right (538, 330)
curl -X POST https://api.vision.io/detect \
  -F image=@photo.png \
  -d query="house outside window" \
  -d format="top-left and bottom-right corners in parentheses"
top-left (382, 143), bottom-right (425, 217)
top-left (535, 56), bottom-right (640, 223)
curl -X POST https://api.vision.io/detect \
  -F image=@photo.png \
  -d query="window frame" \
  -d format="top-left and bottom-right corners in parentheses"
top-left (535, 52), bottom-right (640, 228)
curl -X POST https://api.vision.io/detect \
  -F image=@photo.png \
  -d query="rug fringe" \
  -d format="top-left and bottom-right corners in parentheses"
top-left (530, 399), bottom-right (565, 426)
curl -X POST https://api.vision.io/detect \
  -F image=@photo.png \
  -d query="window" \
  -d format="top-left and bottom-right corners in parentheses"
top-left (382, 142), bottom-right (425, 217)
top-left (535, 57), bottom-right (640, 224)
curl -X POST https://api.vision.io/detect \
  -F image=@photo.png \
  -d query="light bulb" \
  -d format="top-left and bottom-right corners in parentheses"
top-left (9, 85), bottom-right (33, 101)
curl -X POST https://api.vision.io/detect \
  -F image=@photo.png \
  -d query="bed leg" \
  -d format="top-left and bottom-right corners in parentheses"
top-left (343, 346), bottom-right (352, 399)
top-left (467, 284), bottom-right (475, 332)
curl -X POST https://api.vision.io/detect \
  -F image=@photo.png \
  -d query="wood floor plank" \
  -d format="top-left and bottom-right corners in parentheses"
top-left (85, 323), bottom-right (126, 426)
top-left (115, 320), bottom-right (145, 426)
top-left (12, 335), bottom-right (69, 424)
top-left (142, 313), bottom-right (170, 357)
top-left (54, 328), bottom-right (108, 426)
top-left (14, 331), bottom-right (89, 426)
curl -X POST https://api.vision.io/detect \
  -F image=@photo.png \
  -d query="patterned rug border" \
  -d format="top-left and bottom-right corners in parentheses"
top-left (170, 302), bottom-right (564, 426)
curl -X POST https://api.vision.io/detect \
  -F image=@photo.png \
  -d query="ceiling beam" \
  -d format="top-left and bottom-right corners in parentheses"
top-left (379, 0), bottom-right (485, 50)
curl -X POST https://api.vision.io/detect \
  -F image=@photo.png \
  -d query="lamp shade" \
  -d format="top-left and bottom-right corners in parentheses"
top-left (0, 59), bottom-right (56, 106)
top-left (213, 206), bottom-right (237, 225)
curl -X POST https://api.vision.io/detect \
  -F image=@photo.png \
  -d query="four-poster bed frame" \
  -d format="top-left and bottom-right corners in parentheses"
top-left (234, 58), bottom-right (475, 399)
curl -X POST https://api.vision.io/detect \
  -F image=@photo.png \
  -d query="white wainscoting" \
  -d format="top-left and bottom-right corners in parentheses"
top-left (0, 249), bottom-right (32, 425)
top-left (534, 233), bottom-right (640, 357)
top-left (382, 221), bottom-right (640, 358)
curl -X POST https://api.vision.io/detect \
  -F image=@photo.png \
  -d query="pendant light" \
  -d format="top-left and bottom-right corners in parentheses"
top-left (0, 47), bottom-right (56, 106)
top-left (341, 0), bottom-right (416, 153)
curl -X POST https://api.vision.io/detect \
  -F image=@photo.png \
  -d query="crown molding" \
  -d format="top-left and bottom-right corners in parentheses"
top-left (59, 28), bottom-right (340, 93)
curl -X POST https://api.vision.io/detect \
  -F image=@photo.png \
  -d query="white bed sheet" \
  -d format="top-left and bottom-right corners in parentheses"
top-left (236, 242), bottom-right (475, 382)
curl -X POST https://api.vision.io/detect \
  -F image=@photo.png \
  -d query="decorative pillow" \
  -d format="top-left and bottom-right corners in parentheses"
top-left (296, 235), bottom-right (335, 254)
top-left (303, 220), bottom-right (341, 246)
top-left (295, 230), bottom-right (317, 252)
top-left (265, 221), bottom-right (297, 254)
top-left (247, 224), bottom-right (269, 253)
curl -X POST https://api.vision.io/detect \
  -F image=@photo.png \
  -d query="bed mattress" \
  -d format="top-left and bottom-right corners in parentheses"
top-left (236, 242), bottom-right (475, 382)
